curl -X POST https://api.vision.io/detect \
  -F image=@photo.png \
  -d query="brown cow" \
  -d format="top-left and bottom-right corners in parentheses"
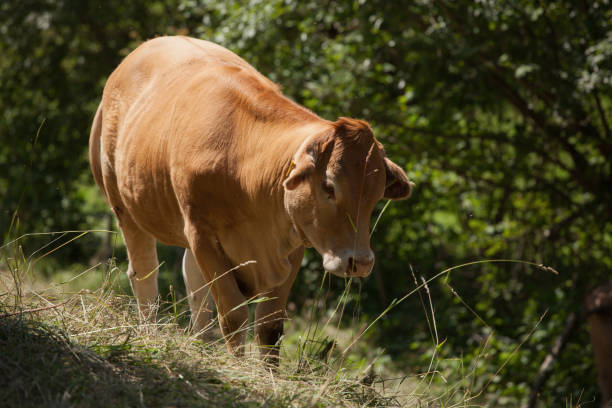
top-left (89, 36), bottom-right (412, 363)
top-left (585, 282), bottom-right (612, 407)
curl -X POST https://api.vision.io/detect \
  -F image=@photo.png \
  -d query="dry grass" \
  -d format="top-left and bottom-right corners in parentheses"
top-left (0, 262), bottom-right (493, 408)
top-left (1, 231), bottom-right (557, 407)
top-left (0, 258), bottom-right (411, 408)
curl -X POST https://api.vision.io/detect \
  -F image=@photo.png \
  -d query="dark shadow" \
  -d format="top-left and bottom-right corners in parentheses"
top-left (0, 312), bottom-right (294, 408)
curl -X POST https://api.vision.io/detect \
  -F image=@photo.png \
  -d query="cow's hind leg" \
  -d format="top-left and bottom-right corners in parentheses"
top-left (118, 215), bottom-right (160, 322)
top-left (255, 246), bottom-right (304, 366)
top-left (182, 248), bottom-right (215, 339)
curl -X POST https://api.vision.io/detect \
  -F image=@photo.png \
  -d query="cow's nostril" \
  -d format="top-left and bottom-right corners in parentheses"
top-left (348, 257), bottom-right (355, 272)
top-left (346, 255), bottom-right (373, 276)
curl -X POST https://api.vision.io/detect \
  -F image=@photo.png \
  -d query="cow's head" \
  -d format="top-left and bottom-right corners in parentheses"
top-left (283, 117), bottom-right (412, 278)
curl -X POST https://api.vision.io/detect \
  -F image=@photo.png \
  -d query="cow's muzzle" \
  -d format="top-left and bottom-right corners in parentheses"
top-left (323, 250), bottom-right (374, 278)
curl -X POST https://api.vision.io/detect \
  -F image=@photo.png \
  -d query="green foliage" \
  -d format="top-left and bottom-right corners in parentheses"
top-left (1, 0), bottom-right (610, 406)
top-left (0, 0), bottom-right (184, 238)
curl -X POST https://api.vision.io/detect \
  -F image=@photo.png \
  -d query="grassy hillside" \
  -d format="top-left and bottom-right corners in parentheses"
top-left (1, 271), bottom-right (386, 407)
top-left (0, 248), bottom-right (503, 408)
top-left (0, 231), bottom-right (584, 407)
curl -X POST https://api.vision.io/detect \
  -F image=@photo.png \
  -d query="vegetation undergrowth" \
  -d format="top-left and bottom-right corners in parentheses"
top-left (0, 231), bottom-right (395, 407)
top-left (1, 230), bottom-right (576, 408)
top-left (1, 264), bottom-right (385, 407)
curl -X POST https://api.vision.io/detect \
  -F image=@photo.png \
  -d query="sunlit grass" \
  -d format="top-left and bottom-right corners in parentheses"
top-left (0, 263), bottom-right (402, 407)
top-left (0, 230), bottom-right (570, 407)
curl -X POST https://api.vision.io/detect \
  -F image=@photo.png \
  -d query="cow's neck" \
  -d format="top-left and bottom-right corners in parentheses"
top-left (237, 118), bottom-right (330, 251)
top-left (217, 119), bottom-right (328, 291)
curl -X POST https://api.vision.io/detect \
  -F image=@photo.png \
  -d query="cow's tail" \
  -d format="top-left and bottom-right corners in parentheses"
top-left (89, 103), bottom-right (106, 197)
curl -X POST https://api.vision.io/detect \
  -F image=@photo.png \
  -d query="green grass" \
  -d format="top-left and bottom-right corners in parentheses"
top-left (0, 231), bottom-right (575, 407)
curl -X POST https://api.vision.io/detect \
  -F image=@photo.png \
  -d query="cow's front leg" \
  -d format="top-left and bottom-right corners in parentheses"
top-left (255, 300), bottom-right (286, 366)
top-left (186, 231), bottom-right (249, 355)
top-left (218, 299), bottom-right (249, 355)
top-left (255, 246), bottom-right (303, 366)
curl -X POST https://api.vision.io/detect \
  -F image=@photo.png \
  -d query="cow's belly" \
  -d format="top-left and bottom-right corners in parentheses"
top-left (115, 160), bottom-right (188, 247)
top-left (126, 202), bottom-right (188, 247)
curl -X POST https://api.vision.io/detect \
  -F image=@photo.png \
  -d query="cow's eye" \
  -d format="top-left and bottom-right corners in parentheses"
top-left (322, 181), bottom-right (335, 200)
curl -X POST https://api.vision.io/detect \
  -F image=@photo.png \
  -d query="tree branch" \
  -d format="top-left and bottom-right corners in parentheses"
top-left (525, 312), bottom-right (578, 408)
top-left (593, 91), bottom-right (611, 141)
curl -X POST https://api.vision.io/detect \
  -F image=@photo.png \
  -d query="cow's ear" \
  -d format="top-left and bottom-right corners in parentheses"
top-left (284, 155), bottom-right (315, 190)
top-left (284, 132), bottom-right (334, 191)
top-left (383, 157), bottom-right (413, 200)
